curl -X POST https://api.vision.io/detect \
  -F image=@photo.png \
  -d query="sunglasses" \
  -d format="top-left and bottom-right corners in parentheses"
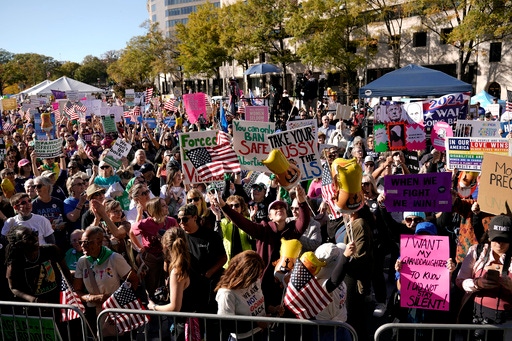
top-left (405, 217), bottom-right (423, 223)
top-left (67, 139), bottom-right (75, 142)
top-left (187, 197), bottom-right (201, 203)
top-left (100, 165), bottom-right (111, 170)
top-left (252, 187), bottom-right (264, 192)
top-left (362, 182), bottom-right (371, 186)
top-left (16, 200), bottom-right (31, 206)
top-left (139, 190), bottom-right (150, 196)
top-left (78, 239), bottom-right (94, 246)
top-left (177, 216), bottom-right (190, 224)
top-left (35, 184), bottom-right (45, 189)
top-left (229, 203), bottom-right (240, 208)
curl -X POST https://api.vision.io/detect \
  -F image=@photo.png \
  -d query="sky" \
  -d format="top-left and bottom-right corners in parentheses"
top-left (2, 0), bottom-right (149, 63)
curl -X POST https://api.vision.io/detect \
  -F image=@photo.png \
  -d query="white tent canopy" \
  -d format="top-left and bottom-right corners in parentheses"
top-left (24, 76), bottom-right (103, 96)
top-left (19, 80), bottom-right (52, 96)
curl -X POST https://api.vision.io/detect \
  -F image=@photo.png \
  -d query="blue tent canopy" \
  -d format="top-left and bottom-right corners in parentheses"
top-left (360, 64), bottom-right (472, 98)
top-left (470, 90), bottom-right (505, 109)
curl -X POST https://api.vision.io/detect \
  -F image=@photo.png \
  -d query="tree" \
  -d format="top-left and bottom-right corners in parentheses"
top-left (0, 49), bottom-right (14, 96)
top-left (417, 0), bottom-right (512, 81)
top-left (56, 61), bottom-right (81, 79)
top-left (74, 56), bottom-right (108, 86)
top-left (175, 2), bottom-right (228, 79)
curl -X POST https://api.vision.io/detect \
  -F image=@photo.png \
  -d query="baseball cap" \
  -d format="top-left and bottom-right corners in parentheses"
top-left (18, 159), bottom-right (30, 167)
top-left (268, 200), bottom-right (288, 213)
top-left (488, 215), bottom-right (512, 242)
top-left (415, 222), bottom-right (437, 235)
top-left (251, 182), bottom-right (267, 191)
top-left (403, 212), bottom-right (426, 220)
top-left (364, 156), bottom-right (374, 164)
top-left (140, 163), bottom-right (155, 174)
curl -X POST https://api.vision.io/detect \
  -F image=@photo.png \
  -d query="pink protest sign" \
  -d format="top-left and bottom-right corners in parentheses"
top-left (183, 93), bottom-right (207, 124)
top-left (431, 121), bottom-right (453, 151)
top-left (245, 106), bottom-right (269, 122)
top-left (400, 235), bottom-right (450, 311)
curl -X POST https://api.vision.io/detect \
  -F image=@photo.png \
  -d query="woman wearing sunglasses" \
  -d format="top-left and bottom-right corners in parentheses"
top-left (186, 187), bottom-right (216, 231)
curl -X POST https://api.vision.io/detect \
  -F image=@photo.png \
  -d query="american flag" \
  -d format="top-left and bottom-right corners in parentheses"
top-left (123, 111), bottom-right (132, 119)
top-left (102, 282), bottom-right (149, 334)
top-left (204, 93), bottom-right (212, 109)
top-left (164, 99), bottom-right (177, 112)
top-left (216, 130), bottom-right (232, 145)
top-left (321, 161), bottom-right (342, 219)
top-left (237, 100), bottom-right (246, 115)
top-left (65, 101), bottom-right (79, 120)
top-left (507, 90), bottom-right (512, 112)
top-left (186, 142), bottom-right (241, 179)
top-left (52, 108), bottom-right (61, 123)
top-left (284, 259), bottom-right (332, 319)
top-left (74, 101), bottom-right (87, 113)
top-left (146, 88), bottom-right (153, 104)
top-left (60, 275), bottom-right (85, 322)
top-left (3, 122), bottom-right (16, 132)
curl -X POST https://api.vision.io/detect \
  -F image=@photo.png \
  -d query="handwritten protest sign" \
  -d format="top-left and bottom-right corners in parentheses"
top-left (101, 114), bottom-right (117, 133)
top-left (103, 139), bottom-right (132, 169)
top-left (266, 126), bottom-right (321, 181)
top-left (180, 130), bottom-right (222, 184)
top-left (286, 119), bottom-right (317, 138)
top-left (183, 93), bottom-right (207, 125)
top-left (232, 120), bottom-right (275, 172)
top-left (384, 172), bottom-right (452, 212)
top-left (0, 315), bottom-right (61, 341)
top-left (400, 235), bottom-right (450, 311)
top-left (245, 106), bottom-right (269, 122)
top-left (478, 153), bottom-right (512, 215)
top-left (0, 98), bottom-right (16, 111)
top-left (455, 120), bottom-right (500, 137)
top-left (35, 138), bottom-right (63, 158)
top-left (431, 121), bottom-right (453, 151)
top-left (125, 89), bottom-right (135, 106)
top-left (445, 137), bottom-right (510, 171)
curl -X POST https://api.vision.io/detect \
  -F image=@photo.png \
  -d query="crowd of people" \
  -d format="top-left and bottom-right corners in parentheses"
top-left (1, 87), bottom-right (512, 341)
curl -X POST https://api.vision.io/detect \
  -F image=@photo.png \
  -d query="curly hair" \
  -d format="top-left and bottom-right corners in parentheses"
top-left (161, 228), bottom-right (190, 281)
top-left (215, 250), bottom-right (264, 291)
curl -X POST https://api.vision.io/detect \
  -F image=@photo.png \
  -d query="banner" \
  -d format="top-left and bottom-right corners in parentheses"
top-left (245, 106), bottom-right (269, 122)
top-left (400, 235), bottom-right (450, 311)
top-left (34, 138), bottom-right (63, 158)
top-left (500, 122), bottom-right (512, 138)
top-left (34, 112), bottom-right (55, 140)
top-left (266, 126), bottom-right (322, 181)
top-left (183, 92), bottom-right (207, 125)
top-left (103, 139), bottom-right (132, 169)
top-left (180, 130), bottom-right (223, 184)
top-left (478, 153), bottom-right (512, 215)
top-left (232, 120), bottom-right (275, 171)
top-left (445, 137), bottom-right (510, 171)
top-left (384, 173), bottom-right (452, 212)
top-left (422, 92), bottom-right (469, 131)
top-left (455, 120), bottom-right (500, 137)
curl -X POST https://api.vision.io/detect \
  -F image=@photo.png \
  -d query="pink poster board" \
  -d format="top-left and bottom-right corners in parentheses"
top-left (399, 235), bottom-right (450, 311)
top-left (245, 106), bottom-right (269, 122)
top-left (183, 93), bottom-right (207, 124)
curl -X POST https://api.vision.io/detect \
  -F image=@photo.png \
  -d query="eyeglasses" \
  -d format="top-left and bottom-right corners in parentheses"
top-left (139, 190), bottom-right (150, 196)
top-left (177, 216), bottom-right (190, 224)
top-left (405, 217), bottom-right (423, 223)
top-left (67, 139), bottom-right (75, 142)
top-left (187, 197), bottom-right (201, 203)
top-left (35, 184), bottom-right (45, 189)
top-left (291, 207), bottom-right (300, 211)
top-left (229, 203), bottom-right (240, 208)
top-left (100, 166), bottom-right (111, 170)
top-left (27, 185), bottom-right (36, 189)
top-left (78, 239), bottom-right (95, 246)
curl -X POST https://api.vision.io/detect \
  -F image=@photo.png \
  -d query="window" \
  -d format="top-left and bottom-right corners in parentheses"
top-left (440, 28), bottom-right (453, 45)
top-left (489, 42), bottom-right (502, 62)
top-left (413, 32), bottom-right (427, 47)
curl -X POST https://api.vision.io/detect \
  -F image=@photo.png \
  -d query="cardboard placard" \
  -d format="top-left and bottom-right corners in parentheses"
top-left (478, 153), bottom-right (512, 215)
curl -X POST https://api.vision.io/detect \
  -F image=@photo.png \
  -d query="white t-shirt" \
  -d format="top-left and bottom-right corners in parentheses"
top-left (216, 279), bottom-right (266, 339)
top-left (315, 279), bottom-right (348, 322)
top-left (75, 252), bottom-right (132, 307)
top-left (1, 214), bottom-right (53, 245)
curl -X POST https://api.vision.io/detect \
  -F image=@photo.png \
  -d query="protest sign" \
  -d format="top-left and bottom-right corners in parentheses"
top-left (1, 98), bottom-right (16, 111)
top-left (34, 112), bottom-right (55, 140)
top-left (103, 139), bottom-right (132, 169)
top-left (0, 315), bottom-right (61, 341)
top-left (143, 117), bottom-right (157, 129)
top-left (66, 90), bottom-right (79, 102)
top-left (266, 126), bottom-right (321, 180)
top-left (101, 114), bottom-right (117, 133)
top-left (384, 172), bottom-right (452, 212)
top-left (487, 103), bottom-right (501, 118)
top-left (431, 121), bottom-right (453, 151)
top-left (34, 138), bottom-right (63, 158)
top-left (183, 93), bottom-right (207, 125)
top-left (180, 130), bottom-right (223, 184)
top-left (500, 122), bottom-right (512, 137)
top-left (405, 123), bottom-right (426, 151)
top-left (245, 106), bottom-right (269, 122)
top-left (232, 120), bottom-right (275, 172)
top-left (286, 119), bottom-right (317, 138)
top-left (400, 235), bottom-right (450, 311)
top-left (422, 92), bottom-right (469, 132)
top-left (455, 120), bottom-right (500, 137)
top-left (478, 153), bottom-right (512, 215)
top-left (125, 89), bottom-right (135, 106)
top-left (335, 104), bottom-right (352, 120)
top-left (374, 123), bottom-right (388, 152)
top-left (445, 137), bottom-right (510, 171)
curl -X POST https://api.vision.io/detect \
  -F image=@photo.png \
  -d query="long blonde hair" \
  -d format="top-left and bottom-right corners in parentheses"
top-left (161, 228), bottom-right (190, 281)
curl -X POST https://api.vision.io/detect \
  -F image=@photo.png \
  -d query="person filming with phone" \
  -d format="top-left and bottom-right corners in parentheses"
top-left (456, 215), bottom-right (512, 340)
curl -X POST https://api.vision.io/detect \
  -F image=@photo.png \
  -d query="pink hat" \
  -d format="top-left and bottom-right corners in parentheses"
top-left (18, 159), bottom-right (30, 167)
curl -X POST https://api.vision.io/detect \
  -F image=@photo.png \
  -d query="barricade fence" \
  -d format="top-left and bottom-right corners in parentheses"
top-left (0, 301), bottom-right (91, 341)
top-left (374, 322), bottom-right (512, 341)
top-left (97, 309), bottom-right (358, 341)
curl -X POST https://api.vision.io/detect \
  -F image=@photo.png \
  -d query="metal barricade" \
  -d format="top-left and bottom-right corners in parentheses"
top-left (97, 308), bottom-right (358, 341)
top-left (0, 301), bottom-right (91, 341)
top-left (374, 322), bottom-right (512, 341)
